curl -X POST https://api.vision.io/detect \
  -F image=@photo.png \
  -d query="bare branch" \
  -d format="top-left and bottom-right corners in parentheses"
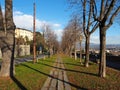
top-left (103, 0), bottom-right (116, 23)
top-left (106, 6), bottom-right (120, 30)
top-left (0, 5), bottom-right (4, 30)
top-left (100, 0), bottom-right (105, 20)
top-left (87, 0), bottom-right (92, 31)
top-left (90, 22), bottom-right (99, 34)
top-left (92, 0), bottom-right (98, 20)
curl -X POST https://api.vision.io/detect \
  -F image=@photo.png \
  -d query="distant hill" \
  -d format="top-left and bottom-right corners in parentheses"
top-left (90, 43), bottom-right (120, 49)
top-left (76, 42), bottom-right (120, 50)
top-left (106, 44), bottom-right (120, 48)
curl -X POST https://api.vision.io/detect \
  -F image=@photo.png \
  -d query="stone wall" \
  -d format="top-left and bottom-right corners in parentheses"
top-left (15, 45), bottom-right (30, 57)
top-left (0, 45), bottom-right (30, 58)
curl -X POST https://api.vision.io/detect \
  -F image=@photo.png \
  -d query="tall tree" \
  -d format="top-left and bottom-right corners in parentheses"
top-left (44, 25), bottom-right (58, 57)
top-left (79, 34), bottom-right (84, 63)
top-left (35, 32), bottom-right (45, 53)
top-left (92, 0), bottom-right (120, 77)
top-left (61, 26), bottom-right (74, 56)
top-left (0, 0), bottom-right (16, 77)
top-left (70, 15), bottom-right (82, 60)
top-left (68, 0), bottom-right (99, 67)
top-left (82, 0), bottom-right (99, 67)
top-left (61, 15), bottom-right (82, 58)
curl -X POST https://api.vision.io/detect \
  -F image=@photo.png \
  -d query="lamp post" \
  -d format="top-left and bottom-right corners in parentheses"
top-left (33, 2), bottom-right (36, 63)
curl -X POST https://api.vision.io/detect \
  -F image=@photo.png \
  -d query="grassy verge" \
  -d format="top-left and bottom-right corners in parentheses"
top-left (62, 56), bottom-right (120, 90)
top-left (0, 56), bottom-right (56, 90)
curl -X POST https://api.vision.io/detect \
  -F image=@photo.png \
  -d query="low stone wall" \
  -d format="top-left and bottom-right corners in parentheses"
top-left (15, 45), bottom-right (30, 57)
top-left (0, 45), bottom-right (30, 58)
top-left (106, 56), bottom-right (120, 62)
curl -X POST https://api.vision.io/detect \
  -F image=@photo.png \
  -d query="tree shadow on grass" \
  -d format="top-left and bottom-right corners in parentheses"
top-left (38, 62), bottom-right (98, 77)
top-left (9, 37), bottom-right (27, 90)
top-left (42, 60), bottom-right (82, 67)
top-left (10, 76), bottom-right (27, 90)
top-left (21, 63), bottom-right (87, 90)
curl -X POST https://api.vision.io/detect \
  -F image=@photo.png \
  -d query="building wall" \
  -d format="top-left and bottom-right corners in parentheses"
top-left (15, 28), bottom-right (33, 41)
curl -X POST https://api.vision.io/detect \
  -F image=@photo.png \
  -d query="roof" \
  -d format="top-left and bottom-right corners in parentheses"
top-left (16, 27), bottom-right (33, 33)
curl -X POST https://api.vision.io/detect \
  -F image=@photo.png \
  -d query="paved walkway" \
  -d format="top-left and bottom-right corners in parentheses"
top-left (41, 57), bottom-right (71, 90)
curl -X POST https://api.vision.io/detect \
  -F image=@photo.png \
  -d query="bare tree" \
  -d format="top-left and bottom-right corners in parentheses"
top-left (0, 0), bottom-right (16, 77)
top-left (68, 0), bottom-right (99, 67)
top-left (16, 36), bottom-right (25, 57)
top-left (79, 34), bottom-right (84, 64)
top-left (44, 25), bottom-right (58, 57)
top-left (35, 32), bottom-right (45, 54)
top-left (61, 26), bottom-right (74, 56)
top-left (92, 0), bottom-right (120, 77)
top-left (61, 15), bottom-right (83, 59)
top-left (81, 0), bottom-right (99, 67)
top-left (70, 15), bottom-right (82, 60)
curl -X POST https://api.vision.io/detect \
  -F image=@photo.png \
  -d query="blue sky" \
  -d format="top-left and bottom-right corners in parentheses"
top-left (0, 0), bottom-right (120, 44)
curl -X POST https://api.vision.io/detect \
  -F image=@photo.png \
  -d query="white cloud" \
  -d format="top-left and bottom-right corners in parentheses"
top-left (13, 11), bottom-right (42, 30)
top-left (107, 35), bottom-right (120, 44)
top-left (13, 10), bottom-right (63, 41)
top-left (54, 29), bottom-right (63, 41)
top-left (14, 11), bottom-right (23, 15)
top-left (13, 10), bottom-right (61, 32)
top-left (90, 34), bottom-right (120, 44)
top-left (14, 14), bottom-right (33, 30)
top-left (53, 24), bottom-right (61, 27)
top-left (90, 34), bottom-right (99, 44)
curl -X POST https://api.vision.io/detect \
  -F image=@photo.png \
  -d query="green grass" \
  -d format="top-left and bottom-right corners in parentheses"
top-left (0, 55), bottom-right (120, 90)
top-left (62, 56), bottom-right (120, 90)
top-left (0, 56), bottom-right (56, 90)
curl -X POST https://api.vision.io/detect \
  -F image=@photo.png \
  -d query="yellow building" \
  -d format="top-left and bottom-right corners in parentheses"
top-left (15, 28), bottom-right (33, 41)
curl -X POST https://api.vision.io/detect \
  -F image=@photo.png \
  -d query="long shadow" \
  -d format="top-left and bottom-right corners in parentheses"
top-left (21, 64), bottom-right (87, 90)
top-left (43, 60), bottom-right (82, 67)
top-left (10, 34), bottom-right (27, 90)
top-left (38, 62), bottom-right (98, 77)
top-left (10, 76), bottom-right (27, 90)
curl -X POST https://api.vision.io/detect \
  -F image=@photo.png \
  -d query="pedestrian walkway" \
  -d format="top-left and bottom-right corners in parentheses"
top-left (41, 57), bottom-right (71, 90)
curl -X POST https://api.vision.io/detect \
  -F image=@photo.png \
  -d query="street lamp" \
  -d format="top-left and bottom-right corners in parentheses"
top-left (33, 2), bottom-right (36, 63)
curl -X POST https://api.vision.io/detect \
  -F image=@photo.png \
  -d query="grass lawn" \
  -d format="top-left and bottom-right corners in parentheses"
top-left (62, 56), bottom-right (120, 90)
top-left (0, 56), bottom-right (56, 90)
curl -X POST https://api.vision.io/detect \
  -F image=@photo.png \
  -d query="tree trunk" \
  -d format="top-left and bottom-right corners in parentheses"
top-left (0, 31), bottom-right (15, 77)
top-left (74, 50), bottom-right (77, 60)
top-left (99, 27), bottom-right (106, 78)
top-left (0, 0), bottom-right (15, 77)
top-left (74, 43), bottom-right (77, 60)
top-left (80, 41), bottom-right (82, 64)
top-left (68, 45), bottom-right (72, 57)
top-left (85, 35), bottom-right (90, 67)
